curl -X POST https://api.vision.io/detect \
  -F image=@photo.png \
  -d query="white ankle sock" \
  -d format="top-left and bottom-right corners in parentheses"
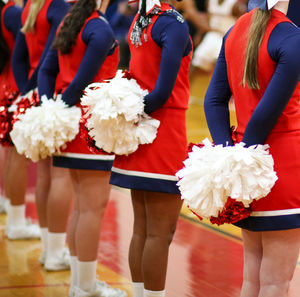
top-left (40, 228), bottom-right (48, 255)
top-left (47, 232), bottom-right (66, 259)
top-left (77, 260), bottom-right (97, 292)
top-left (144, 289), bottom-right (165, 297)
top-left (70, 256), bottom-right (78, 287)
top-left (7, 204), bottom-right (26, 226)
top-left (132, 282), bottom-right (144, 297)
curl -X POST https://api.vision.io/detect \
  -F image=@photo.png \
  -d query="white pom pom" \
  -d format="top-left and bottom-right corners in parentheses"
top-left (10, 96), bottom-right (82, 162)
top-left (81, 70), bottom-right (160, 155)
top-left (176, 139), bottom-right (278, 219)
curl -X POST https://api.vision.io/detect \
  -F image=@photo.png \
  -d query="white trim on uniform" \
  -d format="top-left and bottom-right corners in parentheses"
top-left (250, 208), bottom-right (300, 217)
top-left (111, 167), bottom-right (178, 181)
top-left (54, 152), bottom-right (115, 161)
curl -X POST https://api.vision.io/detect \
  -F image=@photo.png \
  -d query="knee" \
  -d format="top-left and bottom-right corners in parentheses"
top-left (147, 224), bottom-right (177, 246)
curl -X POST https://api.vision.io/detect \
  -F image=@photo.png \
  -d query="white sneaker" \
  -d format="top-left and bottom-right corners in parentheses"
top-left (72, 280), bottom-right (127, 297)
top-left (39, 250), bottom-right (47, 265)
top-left (97, 282), bottom-right (127, 297)
top-left (69, 285), bottom-right (76, 297)
top-left (44, 248), bottom-right (70, 271)
top-left (5, 220), bottom-right (41, 240)
top-left (0, 196), bottom-right (8, 214)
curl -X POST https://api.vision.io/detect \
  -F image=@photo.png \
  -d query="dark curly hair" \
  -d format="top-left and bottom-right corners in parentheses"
top-left (0, 0), bottom-right (9, 74)
top-left (52, 0), bottom-right (96, 55)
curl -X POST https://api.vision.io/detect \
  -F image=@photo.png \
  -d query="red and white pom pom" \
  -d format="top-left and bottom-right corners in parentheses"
top-left (0, 89), bottom-right (19, 146)
top-left (176, 138), bottom-right (278, 219)
top-left (81, 70), bottom-right (160, 155)
top-left (10, 95), bottom-right (81, 162)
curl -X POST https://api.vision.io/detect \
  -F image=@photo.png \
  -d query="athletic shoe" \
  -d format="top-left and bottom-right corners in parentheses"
top-left (72, 280), bottom-right (127, 297)
top-left (5, 220), bottom-right (41, 240)
top-left (39, 250), bottom-right (47, 265)
top-left (44, 248), bottom-right (70, 271)
top-left (0, 195), bottom-right (8, 214)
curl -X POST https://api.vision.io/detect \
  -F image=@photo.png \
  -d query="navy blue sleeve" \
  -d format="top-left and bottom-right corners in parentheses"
top-left (3, 5), bottom-right (22, 39)
top-left (24, 0), bottom-right (68, 92)
top-left (37, 48), bottom-right (59, 99)
top-left (204, 31), bottom-right (233, 146)
top-left (242, 22), bottom-right (300, 146)
top-left (62, 17), bottom-right (115, 106)
top-left (143, 13), bottom-right (192, 114)
top-left (287, 0), bottom-right (300, 27)
top-left (12, 32), bottom-right (30, 93)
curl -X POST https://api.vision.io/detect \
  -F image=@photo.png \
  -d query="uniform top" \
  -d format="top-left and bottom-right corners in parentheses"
top-left (128, 3), bottom-right (193, 114)
top-left (204, 8), bottom-right (300, 147)
top-left (0, 1), bottom-right (22, 94)
top-left (38, 10), bottom-right (118, 106)
top-left (12, 0), bottom-right (68, 94)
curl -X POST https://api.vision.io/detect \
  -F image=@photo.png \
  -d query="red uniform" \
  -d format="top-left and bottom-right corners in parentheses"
top-left (226, 9), bottom-right (300, 230)
top-left (53, 11), bottom-right (119, 171)
top-left (110, 3), bottom-right (192, 193)
top-left (21, 0), bottom-right (52, 79)
top-left (0, 1), bottom-right (18, 98)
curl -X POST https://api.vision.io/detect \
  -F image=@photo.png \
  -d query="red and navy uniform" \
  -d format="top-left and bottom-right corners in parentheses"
top-left (0, 1), bottom-right (21, 98)
top-left (204, 8), bottom-right (300, 231)
top-left (39, 11), bottom-right (119, 170)
top-left (110, 3), bottom-right (192, 194)
top-left (12, 0), bottom-right (68, 93)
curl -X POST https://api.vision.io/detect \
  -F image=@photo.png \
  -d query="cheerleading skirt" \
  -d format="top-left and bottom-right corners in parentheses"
top-left (235, 130), bottom-right (300, 231)
top-left (110, 106), bottom-right (188, 194)
top-left (53, 109), bottom-right (114, 171)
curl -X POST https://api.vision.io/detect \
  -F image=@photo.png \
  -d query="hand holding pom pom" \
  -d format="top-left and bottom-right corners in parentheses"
top-left (81, 70), bottom-right (160, 155)
top-left (10, 95), bottom-right (81, 162)
top-left (176, 139), bottom-right (278, 223)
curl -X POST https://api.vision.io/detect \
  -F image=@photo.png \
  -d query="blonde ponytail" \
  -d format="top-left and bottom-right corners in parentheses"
top-left (21, 0), bottom-right (46, 33)
top-left (242, 9), bottom-right (272, 89)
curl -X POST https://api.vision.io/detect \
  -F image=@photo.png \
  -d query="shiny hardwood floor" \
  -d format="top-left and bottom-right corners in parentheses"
top-left (0, 73), bottom-right (299, 297)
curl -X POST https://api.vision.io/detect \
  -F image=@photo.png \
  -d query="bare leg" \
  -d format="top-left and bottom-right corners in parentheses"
top-left (258, 228), bottom-right (300, 297)
top-left (68, 169), bottom-right (80, 256)
top-left (5, 148), bottom-right (40, 239)
top-left (143, 191), bottom-right (183, 291)
top-left (47, 165), bottom-right (73, 233)
top-left (6, 147), bottom-right (29, 206)
top-left (35, 157), bottom-right (51, 227)
top-left (67, 169), bottom-right (113, 293)
top-left (72, 169), bottom-right (111, 261)
top-left (129, 190), bottom-right (147, 282)
top-left (240, 230), bottom-right (262, 297)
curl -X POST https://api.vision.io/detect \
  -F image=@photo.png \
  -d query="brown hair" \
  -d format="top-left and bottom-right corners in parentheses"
top-left (52, 0), bottom-right (96, 55)
top-left (242, 8), bottom-right (272, 89)
top-left (21, 0), bottom-right (46, 33)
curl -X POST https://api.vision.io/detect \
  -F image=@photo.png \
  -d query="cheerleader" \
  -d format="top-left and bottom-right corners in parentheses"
top-left (204, 0), bottom-right (300, 296)
top-left (38, 0), bottom-right (127, 296)
top-left (0, 0), bottom-right (42, 239)
top-left (11, 0), bottom-right (72, 270)
top-left (109, 0), bottom-right (192, 296)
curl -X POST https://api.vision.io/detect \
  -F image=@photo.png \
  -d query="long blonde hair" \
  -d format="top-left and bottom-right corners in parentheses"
top-left (242, 8), bottom-right (272, 89)
top-left (21, 0), bottom-right (46, 33)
